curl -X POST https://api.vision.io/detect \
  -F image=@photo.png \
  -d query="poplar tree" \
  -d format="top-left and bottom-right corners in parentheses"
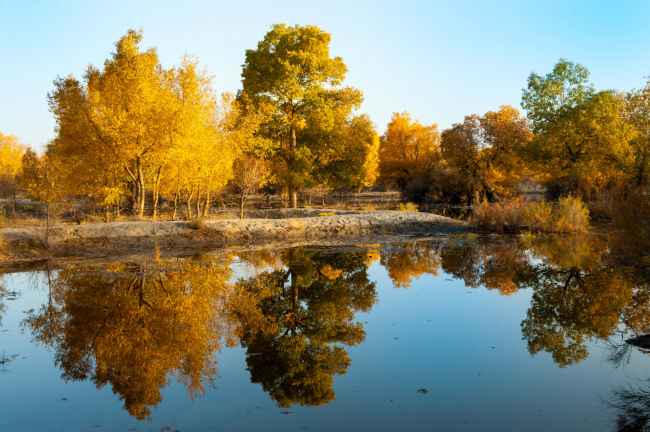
top-left (238, 24), bottom-right (363, 208)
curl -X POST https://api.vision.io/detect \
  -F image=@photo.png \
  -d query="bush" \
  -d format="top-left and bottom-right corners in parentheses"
top-left (318, 212), bottom-right (335, 217)
top-left (189, 217), bottom-right (208, 230)
top-left (472, 198), bottom-right (526, 233)
top-left (395, 202), bottom-right (418, 212)
top-left (553, 195), bottom-right (590, 233)
top-left (472, 196), bottom-right (589, 233)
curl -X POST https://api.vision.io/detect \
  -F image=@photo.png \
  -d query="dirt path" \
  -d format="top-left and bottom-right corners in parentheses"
top-left (1, 210), bottom-right (470, 263)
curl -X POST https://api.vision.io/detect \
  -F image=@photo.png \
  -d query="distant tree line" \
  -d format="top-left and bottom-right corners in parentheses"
top-left (1, 25), bottom-right (648, 219)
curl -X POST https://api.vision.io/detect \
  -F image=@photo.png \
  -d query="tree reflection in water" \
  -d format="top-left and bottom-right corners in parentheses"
top-left (22, 256), bottom-right (235, 421)
top-left (227, 248), bottom-right (378, 408)
top-left (17, 234), bottom-right (650, 424)
top-left (382, 234), bottom-right (650, 368)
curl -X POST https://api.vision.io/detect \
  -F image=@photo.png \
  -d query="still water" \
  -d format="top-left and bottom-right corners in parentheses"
top-left (1, 234), bottom-right (648, 431)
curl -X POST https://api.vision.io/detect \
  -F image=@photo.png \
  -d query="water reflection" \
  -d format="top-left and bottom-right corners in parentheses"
top-left (22, 257), bottom-right (234, 421)
top-left (11, 233), bottom-right (650, 425)
top-left (228, 248), bottom-right (377, 407)
top-left (381, 235), bottom-right (650, 368)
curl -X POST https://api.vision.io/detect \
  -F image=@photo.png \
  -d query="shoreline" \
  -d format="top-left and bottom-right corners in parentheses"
top-left (1, 210), bottom-right (470, 264)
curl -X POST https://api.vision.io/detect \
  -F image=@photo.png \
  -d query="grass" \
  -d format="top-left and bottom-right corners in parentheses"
top-left (472, 196), bottom-right (589, 233)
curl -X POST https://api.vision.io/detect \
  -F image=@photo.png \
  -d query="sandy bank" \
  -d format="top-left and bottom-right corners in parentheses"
top-left (1, 210), bottom-right (470, 262)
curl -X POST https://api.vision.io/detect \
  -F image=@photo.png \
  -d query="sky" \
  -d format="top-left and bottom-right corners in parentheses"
top-left (1, 0), bottom-right (649, 151)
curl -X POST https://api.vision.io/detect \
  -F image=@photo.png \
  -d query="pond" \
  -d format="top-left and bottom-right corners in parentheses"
top-left (1, 234), bottom-right (648, 431)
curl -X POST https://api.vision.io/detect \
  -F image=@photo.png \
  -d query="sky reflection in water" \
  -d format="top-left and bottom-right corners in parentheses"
top-left (1, 234), bottom-right (648, 431)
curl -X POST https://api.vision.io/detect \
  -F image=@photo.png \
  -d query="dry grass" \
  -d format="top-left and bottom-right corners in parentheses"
top-left (472, 196), bottom-right (589, 233)
top-left (288, 218), bottom-right (306, 232)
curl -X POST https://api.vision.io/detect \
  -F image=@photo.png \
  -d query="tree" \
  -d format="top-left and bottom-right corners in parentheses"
top-left (619, 77), bottom-right (650, 186)
top-left (521, 59), bottom-right (632, 180)
top-left (319, 114), bottom-right (379, 193)
top-left (0, 132), bottom-right (26, 215)
top-left (238, 24), bottom-right (363, 208)
top-left (379, 112), bottom-right (442, 188)
top-left (47, 30), bottom-right (230, 218)
top-left (20, 149), bottom-right (65, 242)
top-left (231, 155), bottom-right (271, 219)
top-left (441, 105), bottom-right (531, 200)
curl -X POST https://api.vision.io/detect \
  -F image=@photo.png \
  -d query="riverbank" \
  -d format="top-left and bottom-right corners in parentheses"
top-left (0, 209), bottom-right (470, 263)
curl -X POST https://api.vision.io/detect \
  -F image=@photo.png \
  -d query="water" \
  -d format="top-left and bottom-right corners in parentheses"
top-left (1, 234), bottom-right (648, 431)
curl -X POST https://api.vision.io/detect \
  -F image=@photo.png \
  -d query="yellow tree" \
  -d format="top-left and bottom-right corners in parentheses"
top-left (617, 77), bottom-right (650, 187)
top-left (318, 113), bottom-right (379, 193)
top-left (0, 132), bottom-right (26, 214)
top-left (441, 105), bottom-right (531, 200)
top-left (231, 155), bottom-right (271, 219)
top-left (47, 29), bottom-right (225, 219)
top-left (162, 92), bottom-right (245, 219)
top-left (238, 24), bottom-right (363, 208)
top-left (379, 112), bottom-right (442, 188)
top-left (20, 149), bottom-right (65, 241)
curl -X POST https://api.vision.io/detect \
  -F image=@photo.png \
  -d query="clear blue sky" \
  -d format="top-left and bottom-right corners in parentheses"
top-left (1, 0), bottom-right (648, 151)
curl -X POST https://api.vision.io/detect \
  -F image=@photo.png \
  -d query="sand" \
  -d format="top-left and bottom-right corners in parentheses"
top-left (0, 209), bottom-right (470, 262)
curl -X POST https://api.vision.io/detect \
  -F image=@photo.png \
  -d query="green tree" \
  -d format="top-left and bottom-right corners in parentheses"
top-left (521, 58), bottom-right (631, 179)
top-left (238, 24), bottom-right (363, 208)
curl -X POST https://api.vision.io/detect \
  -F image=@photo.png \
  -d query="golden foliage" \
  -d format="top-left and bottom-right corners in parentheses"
top-left (379, 112), bottom-right (442, 187)
top-left (441, 105), bottom-right (531, 199)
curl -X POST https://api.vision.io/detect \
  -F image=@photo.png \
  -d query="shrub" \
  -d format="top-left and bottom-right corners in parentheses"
top-left (318, 212), bottom-right (335, 217)
top-left (472, 196), bottom-right (589, 233)
top-left (189, 217), bottom-right (208, 230)
top-left (472, 198), bottom-right (526, 233)
top-left (395, 202), bottom-right (418, 212)
top-left (553, 195), bottom-right (590, 233)
top-left (521, 201), bottom-right (554, 232)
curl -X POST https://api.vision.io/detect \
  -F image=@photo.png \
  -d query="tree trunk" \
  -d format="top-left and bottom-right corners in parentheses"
top-left (288, 127), bottom-right (298, 209)
top-left (196, 188), bottom-right (202, 216)
top-left (240, 193), bottom-right (245, 219)
top-left (136, 156), bottom-right (145, 217)
top-left (172, 183), bottom-right (180, 220)
top-left (289, 185), bottom-right (298, 209)
top-left (202, 191), bottom-right (211, 217)
top-left (152, 166), bottom-right (163, 221)
top-left (45, 203), bottom-right (50, 245)
top-left (186, 188), bottom-right (194, 219)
